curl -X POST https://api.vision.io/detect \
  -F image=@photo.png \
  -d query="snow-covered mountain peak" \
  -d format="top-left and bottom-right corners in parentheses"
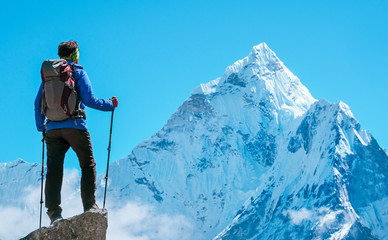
top-left (252, 42), bottom-right (270, 51)
top-left (310, 99), bottom-right (356, 121)
top-left (222, 42), bottom-right (282, 78)
top-left (299, 99), bottom-right (371, 149)
top-left (0, 158), bottom-right (34, 171)
top-left (337, 100), bottom-right (356, 118)
top-left (248, 42), bottom-right (277, 64)
top-left (192, 43), bottom-right (316, 126)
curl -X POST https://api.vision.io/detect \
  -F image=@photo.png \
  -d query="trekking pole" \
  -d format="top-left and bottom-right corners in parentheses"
top-left (39, 132), bottom-right (45, 228)
top-left (103, 109), bottom-right (115, 209)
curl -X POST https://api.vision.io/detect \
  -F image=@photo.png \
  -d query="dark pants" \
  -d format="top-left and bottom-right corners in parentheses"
top-left (44, 128), bottom-right (97, 214)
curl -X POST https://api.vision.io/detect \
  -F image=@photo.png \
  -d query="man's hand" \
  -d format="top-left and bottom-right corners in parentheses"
top-left (110, 96), bottom-right (118, 108)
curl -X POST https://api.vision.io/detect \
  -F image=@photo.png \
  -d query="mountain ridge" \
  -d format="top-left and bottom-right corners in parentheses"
top-left (214, 97), bottom-right (388, 239)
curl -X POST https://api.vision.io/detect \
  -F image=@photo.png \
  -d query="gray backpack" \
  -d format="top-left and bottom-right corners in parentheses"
top-left (40, 59), bottom-right (85, 121)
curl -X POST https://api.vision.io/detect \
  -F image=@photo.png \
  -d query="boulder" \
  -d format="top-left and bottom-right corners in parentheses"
top-left (21, 209), bottom-right (108, 240)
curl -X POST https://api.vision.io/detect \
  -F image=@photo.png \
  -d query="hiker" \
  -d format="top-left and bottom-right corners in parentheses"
top-left (34, 40), bottom-right (118, 224)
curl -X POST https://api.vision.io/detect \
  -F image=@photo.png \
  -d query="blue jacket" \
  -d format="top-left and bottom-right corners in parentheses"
top-left (34, 61), bottom-right (114, 132)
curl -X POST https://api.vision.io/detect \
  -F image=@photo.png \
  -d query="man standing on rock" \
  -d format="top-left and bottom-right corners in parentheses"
top-left (34, 40), bottom-right (118, 224)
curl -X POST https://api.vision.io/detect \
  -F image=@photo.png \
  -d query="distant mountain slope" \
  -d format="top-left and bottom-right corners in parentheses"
top-left (0, 159), bottom-right (41, 208)
top-left (215, 100), bottom-right (388, 239)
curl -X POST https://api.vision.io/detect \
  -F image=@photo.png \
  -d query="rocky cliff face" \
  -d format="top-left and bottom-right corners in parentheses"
top-left (214, 100), bottom-right (388, 239)
top-left (21, 209), bottom-right (108, 240)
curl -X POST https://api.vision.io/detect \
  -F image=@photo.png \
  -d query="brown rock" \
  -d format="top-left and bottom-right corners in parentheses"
top-left (21, 209), bottom-right (108, 240)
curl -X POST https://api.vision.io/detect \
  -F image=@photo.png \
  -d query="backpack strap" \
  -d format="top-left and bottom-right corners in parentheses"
top-left (70, 65), bottom-right (86, 119)
top-left (60, 63), bottom-right (75, 117)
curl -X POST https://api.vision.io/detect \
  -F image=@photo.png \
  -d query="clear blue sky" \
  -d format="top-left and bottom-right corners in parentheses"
top-left (0, 0), bottom-right (387, 174)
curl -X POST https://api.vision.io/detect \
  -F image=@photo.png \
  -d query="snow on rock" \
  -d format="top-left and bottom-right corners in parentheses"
top-left (214, 98), bottom-right (388, 239)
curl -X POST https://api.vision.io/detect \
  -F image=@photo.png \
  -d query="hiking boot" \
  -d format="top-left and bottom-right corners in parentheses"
top-left (84, 203), bottom-right (99, 212)
top-left (48, 211), bottom-right (63, 225)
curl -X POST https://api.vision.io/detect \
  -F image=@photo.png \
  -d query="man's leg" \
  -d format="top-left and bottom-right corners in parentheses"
top-left (62, 129), bottom-right (97, 211)
top-left (45, 129), bottom-right (70, 221)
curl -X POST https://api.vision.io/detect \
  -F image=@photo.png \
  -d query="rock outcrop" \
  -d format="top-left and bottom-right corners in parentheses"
top-left (21, 209), bottom-right (108, 240)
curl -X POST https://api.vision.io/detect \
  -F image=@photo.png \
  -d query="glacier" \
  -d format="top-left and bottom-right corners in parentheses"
top-left (1, 42), bottom-right (387, 240)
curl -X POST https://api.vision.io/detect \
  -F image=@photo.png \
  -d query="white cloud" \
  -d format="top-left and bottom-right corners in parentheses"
top-left (0, 169), bottom-right (82, 239)
top-left (284, 208), bottom-right (313, 225)
top-left (283, 207), bottom-right (355, 238)
top-left (107, 202), bottom-right (196, 240)
top-left (0, 206), bottom-right (37, 239)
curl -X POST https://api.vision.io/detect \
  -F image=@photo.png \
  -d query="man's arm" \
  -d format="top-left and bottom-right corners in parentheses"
top-left (76, 70), bottom-right (115, 111)
top-left (34, 83), bottom-right (46, 132)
